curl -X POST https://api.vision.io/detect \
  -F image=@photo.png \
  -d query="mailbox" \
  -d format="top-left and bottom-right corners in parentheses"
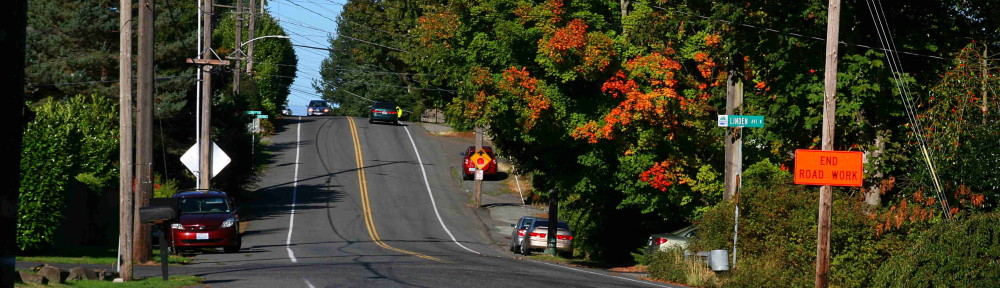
top-left (139, 198), bottom-right (179, 224)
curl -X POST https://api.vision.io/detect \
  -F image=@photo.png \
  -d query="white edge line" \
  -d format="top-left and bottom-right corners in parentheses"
top-left (531, 260), bottom-right (676, 288)
top-left (286, 116), bottom-right (301, 263)
top-left (403, 124), bottom-right (481, 255)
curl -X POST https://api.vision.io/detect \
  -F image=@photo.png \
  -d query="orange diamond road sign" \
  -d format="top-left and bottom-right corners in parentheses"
top-left (794, 149), bottom-right (864, 187)
top-left (470, 149), bottom-right (492, 170)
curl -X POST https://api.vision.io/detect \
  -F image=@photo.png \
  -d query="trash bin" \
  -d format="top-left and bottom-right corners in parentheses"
top-left (709, 249), bottom-right (730, 271)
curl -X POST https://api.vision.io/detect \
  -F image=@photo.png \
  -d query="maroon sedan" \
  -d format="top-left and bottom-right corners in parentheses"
top-left (168, 190), bottom-right (241, 253)
top-left (463, 146), bottom-right (498, 180)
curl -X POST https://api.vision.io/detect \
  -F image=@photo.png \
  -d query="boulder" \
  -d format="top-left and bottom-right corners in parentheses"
top-left (38, 264), bottom-right (63, 284)
top-left (17, 270), bottom-right (46, 284)
top-left (68, 266), bottom-right (98, 281)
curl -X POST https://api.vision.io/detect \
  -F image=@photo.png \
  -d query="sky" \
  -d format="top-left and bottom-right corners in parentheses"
top-left (266, 0), bottom-right (344, 116)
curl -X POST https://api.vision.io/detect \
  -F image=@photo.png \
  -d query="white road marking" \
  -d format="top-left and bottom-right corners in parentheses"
top-left (403, 124), bottom-right (481, 255)
top-left (286, 117), bottom-right (302, 263)
top-left (303, 278), bottom-right (316, 288)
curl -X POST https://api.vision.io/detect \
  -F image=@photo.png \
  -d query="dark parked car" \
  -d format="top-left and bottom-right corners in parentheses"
top-left (463, 146), bottom-right (497, 180)
top-left (307, 100), bottom-right (331, 116)
top-left (369, 101), bottom-right (399, 124)
top-left (168, 190), bottom-right (241, 254)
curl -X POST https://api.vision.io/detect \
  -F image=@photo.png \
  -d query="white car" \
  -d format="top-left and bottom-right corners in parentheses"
top-left (647, 225), bottom-right (697, 252)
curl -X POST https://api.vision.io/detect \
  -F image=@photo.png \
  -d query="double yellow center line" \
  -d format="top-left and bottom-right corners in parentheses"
top-left (347, 117), bottom-right (447, 263)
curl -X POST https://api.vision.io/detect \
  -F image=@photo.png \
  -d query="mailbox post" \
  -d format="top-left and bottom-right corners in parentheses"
top-left (138, 198), bottom-right (178, 281)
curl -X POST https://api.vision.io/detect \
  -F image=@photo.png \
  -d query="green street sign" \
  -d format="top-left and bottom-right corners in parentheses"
top-left (718, 115), bottom-right (764, 128)
top-left (257, 115), bottom-right (269, 119)
top-left (246, 111), bottom-right (261, 115)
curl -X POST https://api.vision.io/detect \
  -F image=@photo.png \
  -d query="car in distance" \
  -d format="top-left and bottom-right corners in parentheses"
top-left (281, 105), bottom-right (292, 116)
top-left (647, 225), bottom-right (697, 253)
top-left (307, 100), bottom-right (331, 116)
top-left (368, 101), bottom-right (399, 125)
top-left (168, 190), bottom-right (241, 254)
top-left (463, 146), bottom-right (497, 180)
top-left (514, 217), bottom-right (574, 257)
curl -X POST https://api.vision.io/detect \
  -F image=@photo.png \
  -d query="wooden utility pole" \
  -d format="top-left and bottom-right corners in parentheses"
top-left (118, 0), bottom-right (135, 280)
top-left (724, 71), bottom-right (744, 201)
top-left (199, 0), bottom-right (215, 190)
top-left (133, 0), bottom-right (155, 264)
top-left (233, 0), bottom-right (243, 94)
top-left (1, 1), bottom-right (28, 286)
top-left (816, 0), bottom-right (841, 287)
top-left (245, 0), bottom-right (257, 74)
top-left (474, 126), bottom-right (483, 207)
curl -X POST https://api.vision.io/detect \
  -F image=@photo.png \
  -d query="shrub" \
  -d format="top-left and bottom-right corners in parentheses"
top-left (871, 212), bottom-right (1000, 287)
top-left (647, 248), bottom-right (723, 287)
top-left (18, 95), bottom-right (118, 251)
top-left (687, 159), bottom-right (885, 287)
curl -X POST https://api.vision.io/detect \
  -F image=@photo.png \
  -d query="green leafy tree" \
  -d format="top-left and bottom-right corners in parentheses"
top-left (217, 11), bottom-right (297, 117)
top-left (317, 0), bottom-right (441, 118)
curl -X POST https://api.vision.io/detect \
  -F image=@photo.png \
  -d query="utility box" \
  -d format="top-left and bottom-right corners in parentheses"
top-left (709, 249), bottom-right (730, 271)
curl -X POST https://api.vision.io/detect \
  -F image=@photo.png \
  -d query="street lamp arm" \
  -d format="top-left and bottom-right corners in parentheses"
top-left (241, 35), bottom-right (290, 47)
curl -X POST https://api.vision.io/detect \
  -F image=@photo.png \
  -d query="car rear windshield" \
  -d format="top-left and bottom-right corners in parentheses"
top-left (178, 197), bottom-right (230, 214)
top-left (534, 220), bottom-right (570, 230)
top-left (372, 102), bottom-right (396, 109)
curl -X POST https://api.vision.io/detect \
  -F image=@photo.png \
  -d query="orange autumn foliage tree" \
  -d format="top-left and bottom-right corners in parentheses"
top-left (572, 44), bottom-right (722, 193)
top-left (461, 66), bottom-right (554, 132)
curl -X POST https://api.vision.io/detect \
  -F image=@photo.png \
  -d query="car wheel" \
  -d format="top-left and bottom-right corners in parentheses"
top-left (224, 236), bottom-right (241, 253)
top-left (369, 118), bottom-right (374, 124)
top-left (519, 239), bottom-right (531, 256)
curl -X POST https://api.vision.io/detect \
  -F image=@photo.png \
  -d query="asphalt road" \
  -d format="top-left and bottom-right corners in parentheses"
top-left (173, 116), bottom-right (678, 288)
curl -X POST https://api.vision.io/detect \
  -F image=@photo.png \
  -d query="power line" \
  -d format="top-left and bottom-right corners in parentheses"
top-left (865, 0), bottom-right (950, 217)
top-left (636, 0), bottom-right (954, 62)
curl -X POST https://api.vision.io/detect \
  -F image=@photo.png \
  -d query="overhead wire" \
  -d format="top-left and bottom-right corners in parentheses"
top-left (635, 0), bottom-right (955, 62)
top-left (864, 0), bottom-right (950, 217)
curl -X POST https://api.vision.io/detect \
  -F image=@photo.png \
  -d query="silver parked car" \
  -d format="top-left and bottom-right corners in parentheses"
top-left (510, 216), bottom-right (573, 257)
top-left (647, 225), bottom-right (697, 253)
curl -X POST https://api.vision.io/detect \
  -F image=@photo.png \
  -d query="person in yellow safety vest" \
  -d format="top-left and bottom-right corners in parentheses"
top-left (396, 105), bottom-right (403, 120)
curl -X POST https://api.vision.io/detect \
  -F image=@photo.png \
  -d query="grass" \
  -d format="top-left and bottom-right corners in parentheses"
top-left (15, 275), bottom-right (202, 288)
top-left (17, 245), bottom-right (191, 265)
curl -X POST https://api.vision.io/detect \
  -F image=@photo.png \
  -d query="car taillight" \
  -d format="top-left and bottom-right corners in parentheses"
top-left (388, 111), bottom-right (397, 114)
top-left (653, 238), bottom-right (668, 245)
top-left (517, 229), bottom-right (525, 237)
top-left (371, 109), bottom-right (378, 113)
top-left (171, 223), bottom-right (185, 230)
top-left (557, 235), bottom-right (573, 241)
top-left (530, 232), bottom-right (545, 238)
